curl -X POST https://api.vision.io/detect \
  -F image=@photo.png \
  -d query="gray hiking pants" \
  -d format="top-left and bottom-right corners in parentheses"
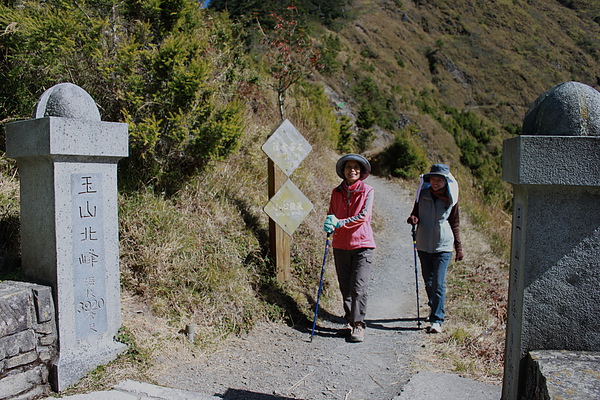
top-left (333, 248), bottom-right (374, 326)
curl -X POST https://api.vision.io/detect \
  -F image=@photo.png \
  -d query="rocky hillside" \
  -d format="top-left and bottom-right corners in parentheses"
top-left (308, 0), bottom-right (600, 181)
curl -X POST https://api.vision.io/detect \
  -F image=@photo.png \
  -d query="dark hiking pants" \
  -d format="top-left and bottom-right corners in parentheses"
top-left (333, 248), bottom-right (374, 326)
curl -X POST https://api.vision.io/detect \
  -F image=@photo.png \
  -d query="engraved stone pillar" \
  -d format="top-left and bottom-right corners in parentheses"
top-left (501, 81), bottom-right (600, 399)
top-left (5, 83), bottom-right (128, 391)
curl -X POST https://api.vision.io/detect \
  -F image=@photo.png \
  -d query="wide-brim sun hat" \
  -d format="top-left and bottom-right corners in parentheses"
top-left (416, 163), bottom-right (459, 206)
top-left (336, 154), bottom-right (371, 180)
top-left (423, 163), bottom-right (451, 182)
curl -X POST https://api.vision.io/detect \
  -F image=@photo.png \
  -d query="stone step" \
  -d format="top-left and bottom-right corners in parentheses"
top-left (523, 350), bottom-right (600, 400)
top-left (42, 380), bottom-right (220, 400)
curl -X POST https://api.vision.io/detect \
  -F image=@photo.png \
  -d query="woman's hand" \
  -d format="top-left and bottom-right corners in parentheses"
top-left (324, 214), bottom-right (341, 233)
top-left (455, 248), bottom-right (464, 262)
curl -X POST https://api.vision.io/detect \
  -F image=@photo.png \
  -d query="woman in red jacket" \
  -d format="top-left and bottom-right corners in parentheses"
top-left (323, 154), bottom-right (375, 342)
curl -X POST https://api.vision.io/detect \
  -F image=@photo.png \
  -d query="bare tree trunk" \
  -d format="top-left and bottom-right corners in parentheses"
top-left (278, 89), bottom-right (285, 120)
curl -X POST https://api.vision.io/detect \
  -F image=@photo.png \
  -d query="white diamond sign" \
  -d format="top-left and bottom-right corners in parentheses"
top-left (264, 179), bottom-right (314, 236)
top-left (262, 119), bottom-right (312, 176)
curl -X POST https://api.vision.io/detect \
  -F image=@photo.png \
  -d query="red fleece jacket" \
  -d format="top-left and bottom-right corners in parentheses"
top-left (327, 180), bottom-right (376, 250)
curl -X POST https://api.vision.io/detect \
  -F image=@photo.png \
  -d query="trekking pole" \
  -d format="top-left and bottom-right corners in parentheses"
top-left (310, 233), bottom-right (332, 341)
top-left (411, 225), bottom-right (422, 328)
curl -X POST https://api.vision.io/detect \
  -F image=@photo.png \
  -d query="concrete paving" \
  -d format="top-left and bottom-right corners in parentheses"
top-left (48, 373), bottom-right (502, 400)
top-left (50, 380), bottom-right (220, 400)
top-left (394, 371), bottom-right (502, 400)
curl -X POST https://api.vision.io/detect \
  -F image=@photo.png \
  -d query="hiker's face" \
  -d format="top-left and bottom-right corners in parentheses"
top-left (344, 160), bottom-right (362, 184)
top-left (429, 176), bottom-right (446, 191)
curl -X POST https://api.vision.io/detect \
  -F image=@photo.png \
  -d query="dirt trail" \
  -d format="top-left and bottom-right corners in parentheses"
top-left (154, 176), bottom-right (425, 400)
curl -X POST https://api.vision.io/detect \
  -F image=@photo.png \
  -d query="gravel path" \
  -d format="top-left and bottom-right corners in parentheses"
top-left (156, 176), bottom-right (425, 400)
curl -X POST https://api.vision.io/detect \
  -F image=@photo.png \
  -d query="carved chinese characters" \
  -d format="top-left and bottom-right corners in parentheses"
top-left (72, 174), bottom-right (107, 338)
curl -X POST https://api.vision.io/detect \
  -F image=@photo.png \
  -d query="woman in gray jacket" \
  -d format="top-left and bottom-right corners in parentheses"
top-left (406, 164), bottom-right (463, 333)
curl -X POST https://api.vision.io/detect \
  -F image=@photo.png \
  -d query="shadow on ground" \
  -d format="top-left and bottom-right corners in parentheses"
top-left (366, 317), bottom-right (424, 332)
top-left (220, 388), bottom-right (302, 400)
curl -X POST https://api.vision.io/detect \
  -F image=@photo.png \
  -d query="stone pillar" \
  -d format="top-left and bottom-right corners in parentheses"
top-left (5, 83), bottom-right (128, 391)
top-left (501, 81), bottom-right (600, 399)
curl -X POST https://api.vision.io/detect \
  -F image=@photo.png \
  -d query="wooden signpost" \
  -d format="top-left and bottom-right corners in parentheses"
top-left (263, 119), bottom-right (313, 281)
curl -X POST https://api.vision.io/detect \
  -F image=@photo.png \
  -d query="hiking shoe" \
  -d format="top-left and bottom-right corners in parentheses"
top-left (429, 322), bottom-right (442, 334)
top-left (350, 325), bottom-right (365, 342)
top-left (338, 323), bottom-right (352, 336)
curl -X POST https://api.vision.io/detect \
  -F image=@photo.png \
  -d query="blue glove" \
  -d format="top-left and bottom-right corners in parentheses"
top-left (323, 214), bottom-right (341, 233)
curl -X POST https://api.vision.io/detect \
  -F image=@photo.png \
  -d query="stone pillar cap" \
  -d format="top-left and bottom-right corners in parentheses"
top-left (33, 82), bottom-right (101, 121)
top-left (522, 81), bottom-right (600, 136)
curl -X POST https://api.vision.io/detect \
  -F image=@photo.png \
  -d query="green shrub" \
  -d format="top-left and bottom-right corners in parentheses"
top-left (350, 76), bottom-right (397, 130)
top-left (354, 128), bottom-right (374, 153)
top-left (337, 115), bottom-right (355, 153)
top-left (289, 79), bottom-right (340, 146)
top-left (0, 0), bottom-right (250, 194)
top-left (320, 34), bottom-right (343, 76)
top-left (413, 92), bottom-right (508, 207)
top-left (395, 53), bottom-right (406, 68)
top-left (376, 128), bottom-right (428, 179)
top-left (356, 105), bottom-right (377, 129)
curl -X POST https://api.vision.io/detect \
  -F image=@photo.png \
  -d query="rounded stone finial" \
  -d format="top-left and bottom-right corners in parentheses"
top-left (33, 82), bottom-right (101, 121)
top-left (522, 81), bottom-right (600, 136)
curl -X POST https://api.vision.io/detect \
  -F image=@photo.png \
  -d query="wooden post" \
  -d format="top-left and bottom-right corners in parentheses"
top-left (268, 158), bottom-right (291, 281)
top-left (263, 119), bottom-right (312, 283)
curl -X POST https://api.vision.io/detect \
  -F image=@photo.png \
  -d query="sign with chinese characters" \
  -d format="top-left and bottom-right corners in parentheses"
top-left (264, 179), bottom-right (314, 236)
top-left (72, 173), bottom-right (107, 339)
top-left (262, 119), bottom-right (312, 176)
top-left (263, 119), bottom-right (313, 281)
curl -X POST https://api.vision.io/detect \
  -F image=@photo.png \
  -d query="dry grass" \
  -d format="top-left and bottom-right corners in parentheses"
top-left (59, 84), bottom-right (344, 394)
top-left (119, 124), bottom-right (274, 332)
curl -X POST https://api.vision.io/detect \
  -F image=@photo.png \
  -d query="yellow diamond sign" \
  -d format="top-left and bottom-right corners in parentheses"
top-left (264, 179), bottom-right (314, 236)
top-left (262, 119), bottom-right (312, 176)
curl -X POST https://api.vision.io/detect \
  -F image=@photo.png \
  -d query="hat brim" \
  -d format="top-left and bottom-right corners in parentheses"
top-left (423, 173), bottom-right (448, 182)
top-left (336, 154), bottom-right (371, 180)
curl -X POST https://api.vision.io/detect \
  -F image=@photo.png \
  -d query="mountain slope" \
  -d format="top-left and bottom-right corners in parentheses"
top-left (323, 0), bottom-right (599, 122)
top-left (313, 0), bottom-right (599, 171)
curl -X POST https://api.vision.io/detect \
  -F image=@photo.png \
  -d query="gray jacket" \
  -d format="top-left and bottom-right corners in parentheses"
top-left (414, 187), bottom-right (457, 253)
